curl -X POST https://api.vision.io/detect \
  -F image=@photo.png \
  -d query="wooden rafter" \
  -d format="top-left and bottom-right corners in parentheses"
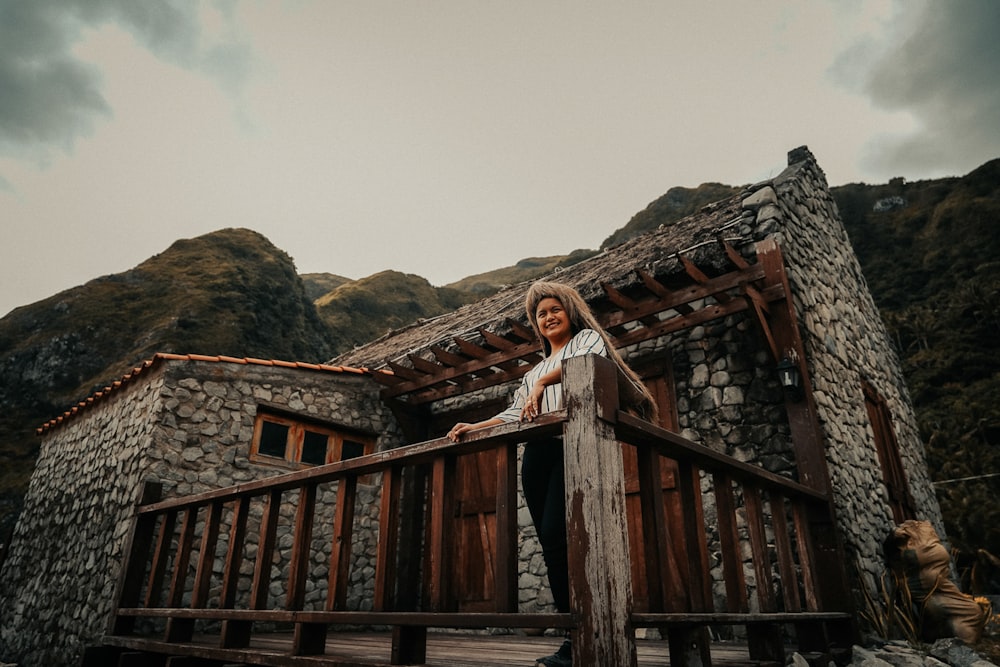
top-left (601, 265), bottom-right (765, 330)
top-left (387, 360), bottom-right (426, 382)
top-left (454, 337), bottom-right (493, 360)
top-left (408, 354), bottom-right (446, 376)
top-left (742, 284), bottom-right (780, 362)
top-left (431, 345), bottom-right (496, 377)
top-left (376, 239), bottom-right (814, 405)
top-left (601, 282), bottom-right (660, 328)
top-left (722, 239), bottom-right (751, 270)
top-left (506, 318), bottom-right (537, 343)
top-left (381, 336), bottom-right (542, 399)
top-left (637, 269), bottom-right (693, 316)
top-left (679, 255), bottom-right (732, 304)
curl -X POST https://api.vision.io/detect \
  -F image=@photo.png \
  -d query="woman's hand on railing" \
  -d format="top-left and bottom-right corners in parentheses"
top-left (447, 417), bottom-right (503, 442)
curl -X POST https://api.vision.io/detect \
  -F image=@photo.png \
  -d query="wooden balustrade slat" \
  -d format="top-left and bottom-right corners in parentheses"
top-left (192, 502), bottom-right (222, 609)
top-left (636, 447), bottom-right (677, 612)
top-left (425, 455), bottom-right (455, 611)
top-left (287, 483), bottom-right (317, 611)
top-left (167, 507), bottom-right (197, 608)
top-left (251, 490), bottom-right (282, 610)
top-left (164, 506), bottom-right (198, 642)
top-left (145, 510), bottom-right (178, 609)
top-left (288, 486), bottom-right (320, 665)
top-left (770, 494), bottom-right (802, 612)
top-left (793, 499), bottom-right (821, 612)
top-left (218, 495), bottom-right (251, 649)
top-left (675, 460), bottom-right (711, 612)
top-left (374, 466), bottom-right (401, 612)
top-left (494, 443), bottom-right (518, 613)
top-left (714, 473), bottom-right (748, 613)
top-left (327, 475), bottom-right (357, 611)
top-left (743, 486), bottom-right (775, 613)
top-left (742, 486), bottom-right (785, 664)
top-left (111, 482), bottom-right (163, 636)
top-left (219, 496), bottom-right (249, 609)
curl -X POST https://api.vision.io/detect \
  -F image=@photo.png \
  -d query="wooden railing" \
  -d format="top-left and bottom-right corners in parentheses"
top-left (102, 354), bottom-right (854, 666)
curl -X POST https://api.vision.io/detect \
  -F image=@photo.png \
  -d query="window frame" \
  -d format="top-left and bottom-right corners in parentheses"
top-left (250, 409), bottom-right (374, 469)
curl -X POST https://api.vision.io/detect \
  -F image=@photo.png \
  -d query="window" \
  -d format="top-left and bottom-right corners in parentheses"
top-left (250, 410), bottom-right (374, 468)
top-left (862, 381), bottom-right (917, 523)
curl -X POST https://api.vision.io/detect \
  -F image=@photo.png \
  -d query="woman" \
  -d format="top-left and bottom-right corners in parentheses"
top-left (448, 280), bottom-right (655, 667)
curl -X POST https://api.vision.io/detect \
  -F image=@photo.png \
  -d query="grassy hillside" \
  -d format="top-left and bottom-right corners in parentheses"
top-left (301, 273), bottom-right (353, 302)
top-left (0, 228), bottom-right (335, 535)
top-left (600, 182), bottom-right (743, 249)
top-left (443, 251), bottom-right (597, 295)
top-left (316, 271), bottom-right (477, 354)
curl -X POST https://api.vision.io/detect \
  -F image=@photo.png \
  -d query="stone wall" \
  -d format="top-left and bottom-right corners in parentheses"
top-left (429, 149), bottom-right (942, 618)
top-left (0, 365), bottom-right (166, 667)
top-left (752, 147), bottom-right (944, 592)
top-left (0, 358), bottom-right (404, 667)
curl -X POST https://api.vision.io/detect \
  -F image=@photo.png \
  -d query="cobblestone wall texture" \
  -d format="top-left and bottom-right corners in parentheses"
top-left (0, 359), bottom-right (403, 667)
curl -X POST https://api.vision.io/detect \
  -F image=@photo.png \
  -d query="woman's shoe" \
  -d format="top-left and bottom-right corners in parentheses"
top-left (535, 638), bottom-right (572, 666)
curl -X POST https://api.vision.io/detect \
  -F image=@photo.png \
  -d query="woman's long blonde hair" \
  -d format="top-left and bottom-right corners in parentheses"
top-left (524, 281), bottom-right (658, 422)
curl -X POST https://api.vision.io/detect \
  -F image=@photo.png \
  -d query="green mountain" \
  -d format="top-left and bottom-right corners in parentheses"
top-left (834, 160), bottom-right (1000, 553)
top-left (316, 270), bottom-right (477, 353)
top-left (301, 273), bottom-right (353, 302)
top-left (600, 182), bottom-right (744, 249)
top-left (0, 228), bottom-right (336, 534)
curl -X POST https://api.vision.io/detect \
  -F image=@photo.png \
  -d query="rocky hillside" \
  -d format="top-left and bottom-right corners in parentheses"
top-left (0, 228), bottom-right (336, 534)
top-left (315, 270), bottom-right (477, 352)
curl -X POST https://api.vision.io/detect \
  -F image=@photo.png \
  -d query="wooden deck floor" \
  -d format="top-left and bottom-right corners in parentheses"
top-left (104, 630), bottom-right (772, 666)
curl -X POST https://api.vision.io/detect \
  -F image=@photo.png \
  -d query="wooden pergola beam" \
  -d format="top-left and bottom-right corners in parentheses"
top-left (637, 269), bottom-right (693, 315)
top-left (377, 258), bottom-right (782, 404)
top-left (602, 282), bottom-right (660, 327)
top-left (680, 255), bottom-right (731, 304)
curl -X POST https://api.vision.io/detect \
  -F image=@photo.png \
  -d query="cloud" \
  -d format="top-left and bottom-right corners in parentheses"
top-left (0, 0), bottom-right (250, 164)
top-left (858, 0), bottom-right (1000, 176)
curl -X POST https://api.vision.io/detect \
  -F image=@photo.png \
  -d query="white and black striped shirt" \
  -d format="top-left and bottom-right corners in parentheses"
top-left (494, 328), bottom-right (608, 423)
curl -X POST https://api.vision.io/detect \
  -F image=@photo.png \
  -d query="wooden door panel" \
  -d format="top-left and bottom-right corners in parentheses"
top-left (452, 450), bottom-right (499, 610)
top-left (623, 363), bottom-right (691, 613)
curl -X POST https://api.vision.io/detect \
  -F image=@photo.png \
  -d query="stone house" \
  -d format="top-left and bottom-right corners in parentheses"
top-left (0, 147), bottom-right (945, 666)
top-left (0, 356), bottom-right (403, 665)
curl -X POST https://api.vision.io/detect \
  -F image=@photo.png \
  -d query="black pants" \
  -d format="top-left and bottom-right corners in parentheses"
top-left (522, 438), bottom-right (569, 613)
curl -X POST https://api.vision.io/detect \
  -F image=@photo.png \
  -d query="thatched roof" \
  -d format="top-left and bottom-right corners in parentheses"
top-left (332, 189), bottom-right (755, 372)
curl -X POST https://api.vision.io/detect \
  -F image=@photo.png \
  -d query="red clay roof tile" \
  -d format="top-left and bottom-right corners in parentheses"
top-left (36, 353), bottom-right (370, 436)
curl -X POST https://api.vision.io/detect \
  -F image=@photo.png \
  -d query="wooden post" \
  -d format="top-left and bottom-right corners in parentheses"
top-left (495, 442), bottom-right (519, 612)
top-left (562, 354), bottom-right (638, 667)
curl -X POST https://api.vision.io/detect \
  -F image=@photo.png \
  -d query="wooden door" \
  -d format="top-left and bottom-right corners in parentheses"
top-left (450, 449), bottom-right (501, 611)
top-left (443, 357), bottom-right (703, 613)
top-left (622, 358), bottom-right (703, 613)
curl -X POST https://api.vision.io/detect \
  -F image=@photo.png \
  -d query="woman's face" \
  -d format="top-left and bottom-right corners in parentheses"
top-left (535, 297), bottom-right (572, 348)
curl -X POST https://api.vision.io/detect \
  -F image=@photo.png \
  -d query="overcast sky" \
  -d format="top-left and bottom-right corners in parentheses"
top-left (1, 1), bottom-right (998, 318)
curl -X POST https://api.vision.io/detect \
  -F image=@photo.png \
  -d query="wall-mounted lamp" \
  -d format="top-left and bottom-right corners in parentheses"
top-left (776, 357), bottom-right (803, 401)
